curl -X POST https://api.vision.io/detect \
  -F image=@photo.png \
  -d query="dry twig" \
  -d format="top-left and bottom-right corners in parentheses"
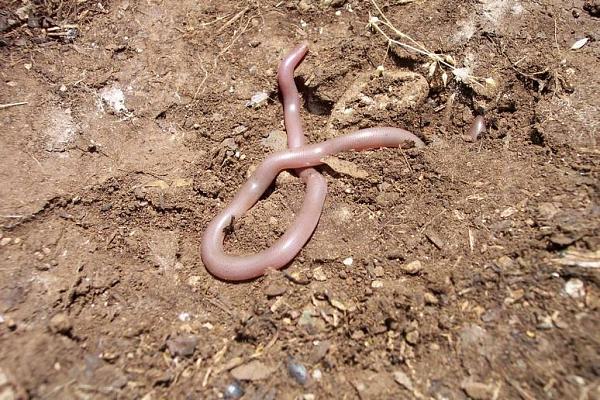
top-left (368, 0), bottom-right (495, 89)
top-left (0, 101), bottom-right (28, 109)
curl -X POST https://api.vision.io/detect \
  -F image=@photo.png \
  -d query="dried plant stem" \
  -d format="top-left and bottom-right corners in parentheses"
top-left (0, 102), bottom-right (28, 109)
top-left (368, 0), bottom-right (492, 88)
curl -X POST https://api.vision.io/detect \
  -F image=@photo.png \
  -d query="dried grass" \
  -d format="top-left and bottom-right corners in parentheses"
top-left (368, 0), bottom-right (495, 90)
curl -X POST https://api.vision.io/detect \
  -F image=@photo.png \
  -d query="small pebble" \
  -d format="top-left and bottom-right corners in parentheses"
top-left (36, 263), bottom-right (51, 271)
top-left (298, 0), bottom-right (311, 11)
top-left (187, 275), bottom-right (202, 286)
top-left (342, 257), bottom-right (353, 266)
top-left (312, 369), bottom-right (322, 381)
top-left (371, 280), bottom-right (384, 289)
top-left (496, 255), bottom-right (514, 269)
top-left (232, 125), bottom-right (248, 135)
top-left (246, 92), bottom-right (269, 108)
top-left (261, 130), bottom-right (287, 151)
top-left (568, 375), bottom-right (586, 386)
top-left (178, 312), bottom-right (191, 322)
top-left (565, 278), bottom-right (585, 298)
top-left (536, 315), bottom-right (553, 330)
top-left (298, 310), bottom-right (316, 329)
top-left (351, 330), bottom-right (365, 340)
top-left (552, 313), bottom-right (568, 329)
top-left (461, 380), bottom-right (495, 400)
top-left (287, 358), bottom-right (309, 385)
top-left (264, 282), bottom-right (287, 297)
top-left (312, 267), bottom-right (327, 281)
top-left (393, 370), bottom-right (414, 391)
top-left (424, 292), bottom-right (439, 305)
top-left (500, 207), bottom-right (517, 218)
top-left (401, 260), bottom-right (422, 274)
top-left (0, 237), bottom-right (11, 246)
top-left (223, 381), bottom-right (244, 399)
top-left (480, 308), bottom-right (500, 323)
top-left (49, 313), bottom-right (72, 335)
top-left (405, 330), bottom-right (419, 345)
top-left (231, 360), bottom-right (275, 381)
top-left (373, 266), bottom-right (385, 277)
top-left (166, 335), bottom-right (198, 357)
top-left (6, 318), bottom-right (17, 330)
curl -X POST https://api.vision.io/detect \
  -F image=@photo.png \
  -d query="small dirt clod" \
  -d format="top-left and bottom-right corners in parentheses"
top-left (49, 313), bottom-right (72, 335)
top-left (166, 335), bottom-right (198, 358)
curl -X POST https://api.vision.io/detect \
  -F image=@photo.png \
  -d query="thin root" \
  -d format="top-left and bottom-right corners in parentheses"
top-left (0, 102), bottom-right (28, 109)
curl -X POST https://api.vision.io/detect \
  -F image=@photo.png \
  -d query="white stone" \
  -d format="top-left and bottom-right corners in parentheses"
top-left (312, 369), bottom-right (322, 381)
top-left (371, 280), bottom-right (384, 288)
top-left (246, 92), bottom-right (269, 108)
top-left (565, 278), bottom-right (585, 298)
top-left (178, 312), bottom-right (191, 321)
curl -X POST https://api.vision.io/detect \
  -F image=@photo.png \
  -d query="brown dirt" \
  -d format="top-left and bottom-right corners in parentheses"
top-left (1, 0), bottom-right (599, 399)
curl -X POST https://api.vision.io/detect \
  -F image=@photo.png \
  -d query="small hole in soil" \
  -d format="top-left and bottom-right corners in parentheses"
top-left (530, 128), bottom-right (545, 146)
top-left (294, 76), bottom-right (335, 116)
top-left (388, 51), bottom-right (421, 70)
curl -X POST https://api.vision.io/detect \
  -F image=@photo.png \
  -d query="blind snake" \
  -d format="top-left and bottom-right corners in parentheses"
top-left (201, 43), bottom-right (425, 281)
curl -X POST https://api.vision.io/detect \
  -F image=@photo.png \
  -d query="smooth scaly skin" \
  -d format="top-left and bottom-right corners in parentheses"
top-left (201, 44), bottom-right (424, 281)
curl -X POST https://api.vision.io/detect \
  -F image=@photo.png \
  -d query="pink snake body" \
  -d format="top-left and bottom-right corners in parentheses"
top-left (201, 43), bottom-right (424, 281)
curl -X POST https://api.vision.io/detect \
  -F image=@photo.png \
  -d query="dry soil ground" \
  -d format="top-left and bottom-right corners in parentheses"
top-left (1, 0), bottom-right (599, 399)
